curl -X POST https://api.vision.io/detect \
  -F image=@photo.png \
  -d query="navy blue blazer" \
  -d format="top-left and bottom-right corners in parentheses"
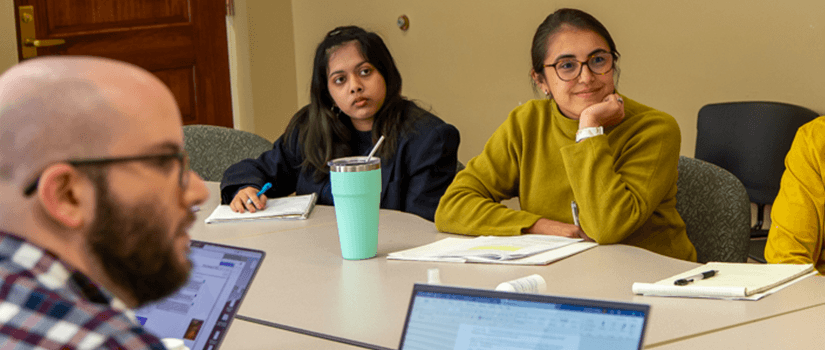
top-left (220, 105), bottom-right (460, 221)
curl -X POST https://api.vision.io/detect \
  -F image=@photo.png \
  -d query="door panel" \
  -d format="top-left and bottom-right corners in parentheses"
top-left (44, 0), bottom-right (190, 33)
top-left (14, 0), bottom-right (232, 127)
top-left (154, 67), bottom-right (196, 124)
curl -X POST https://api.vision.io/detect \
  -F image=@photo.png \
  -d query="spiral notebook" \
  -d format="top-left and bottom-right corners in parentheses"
top-left (632, 262), bottom-right (815, 300)
top-left (205, 193), bottom-right (317, 223)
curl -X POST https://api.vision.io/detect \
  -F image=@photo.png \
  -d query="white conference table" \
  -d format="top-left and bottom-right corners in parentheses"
top-left (222, 319), bottom-right (364, 349)
top-left (649, 303), bottom-right (825, 349)
top-left (194, 182), bottom-right (825, 349)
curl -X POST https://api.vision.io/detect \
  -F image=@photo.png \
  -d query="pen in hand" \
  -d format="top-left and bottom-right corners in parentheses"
top-left (246, 182), bottom-right (272, 207)
top-left (674, 270), bottom-right (719, 286)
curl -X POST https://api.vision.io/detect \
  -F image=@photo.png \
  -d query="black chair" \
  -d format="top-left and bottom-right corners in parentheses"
top-left (695, 102), bottom-right (819, 262)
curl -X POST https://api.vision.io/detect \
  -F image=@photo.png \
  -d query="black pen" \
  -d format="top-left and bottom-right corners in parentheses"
top-left (674, 270), bottom-right (719, 286)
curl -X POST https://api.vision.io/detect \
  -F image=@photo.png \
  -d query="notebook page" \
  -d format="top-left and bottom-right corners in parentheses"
top-left (205, 193), bottom-right (316, 223)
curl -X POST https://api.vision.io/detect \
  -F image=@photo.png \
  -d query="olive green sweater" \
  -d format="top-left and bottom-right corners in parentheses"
top-left (435, 96), bottom-right (697, 261)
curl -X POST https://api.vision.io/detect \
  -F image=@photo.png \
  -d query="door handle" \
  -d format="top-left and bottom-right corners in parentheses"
top-left (23, 39), bottom-right (66, 48)
top-left (18, 5), bottom-right (66, 59)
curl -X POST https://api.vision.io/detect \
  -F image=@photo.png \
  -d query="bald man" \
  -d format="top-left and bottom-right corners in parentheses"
top-left (0, 57), bottom-right (209, 349)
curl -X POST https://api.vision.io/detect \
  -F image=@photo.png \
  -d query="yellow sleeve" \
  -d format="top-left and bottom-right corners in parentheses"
top-left (434, 109), bottom-right (541, 236)
top-left (559, 113), bottom-right (681, 244)
top-left (765, 120), bottom-right (825, 270)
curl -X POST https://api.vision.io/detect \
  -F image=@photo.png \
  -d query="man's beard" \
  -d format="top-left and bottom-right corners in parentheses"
top-left (86, 177), bottom-right (194, 307)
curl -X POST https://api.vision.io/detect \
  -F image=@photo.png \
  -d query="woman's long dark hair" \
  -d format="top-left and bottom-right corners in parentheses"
top-left (285, 26), bottom-right (417, 181)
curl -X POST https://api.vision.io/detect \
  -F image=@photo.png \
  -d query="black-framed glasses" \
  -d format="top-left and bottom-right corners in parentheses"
top-left (544, 51), bottom-right (618, 82)
top-left (23, 151), bottom-right (190, 196)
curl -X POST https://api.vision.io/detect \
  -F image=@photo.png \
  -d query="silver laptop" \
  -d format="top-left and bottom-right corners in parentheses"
top-left (135, 240), bottom-right (265, 350)
top-left (399, 283), bottom-right (650, 350)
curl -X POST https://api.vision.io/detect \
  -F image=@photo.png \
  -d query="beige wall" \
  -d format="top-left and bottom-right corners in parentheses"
top-left (227, 0), bottom-right (298, 142)
top-left (242, 0), bottom-right (298, 141)
top-left (287, 0), bottom-right (825, 163)
top-left (0, 0), bottom-right (18, 73)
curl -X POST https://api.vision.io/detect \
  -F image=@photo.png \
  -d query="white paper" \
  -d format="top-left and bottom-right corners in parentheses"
top-left (388, 236), bottom-right (597, 265)
top-left (205, 193), bottom-right (317, 223)
top-left (632, 263), bottom-right (816, 300)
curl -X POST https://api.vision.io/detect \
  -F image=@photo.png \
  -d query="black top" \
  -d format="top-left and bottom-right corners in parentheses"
top-left (220, 104), bottom-right (460, 221)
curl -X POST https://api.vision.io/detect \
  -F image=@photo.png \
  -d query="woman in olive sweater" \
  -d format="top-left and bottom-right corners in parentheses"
top-left (435, 8), bottom-right (696, 261)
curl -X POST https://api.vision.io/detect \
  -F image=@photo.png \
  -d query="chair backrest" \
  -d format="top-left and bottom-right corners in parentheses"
top-left (183, 125), bottom-right (273, 182)
top-left (676, 156), bottom-right (750, 263)
top-left (695, 101), bottom-right (819, 205)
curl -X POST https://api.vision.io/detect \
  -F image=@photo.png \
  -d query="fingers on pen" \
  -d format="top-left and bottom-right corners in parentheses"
top-left (245, 196), bottom-right (260, 213)
top-left (249, 195), bottom-right (267, 212)
top-left (249, 193), bottom-right (271, 211)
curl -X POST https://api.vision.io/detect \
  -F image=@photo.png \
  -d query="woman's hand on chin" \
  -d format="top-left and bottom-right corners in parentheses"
top-left (578, 93), bottom-right (625, 129)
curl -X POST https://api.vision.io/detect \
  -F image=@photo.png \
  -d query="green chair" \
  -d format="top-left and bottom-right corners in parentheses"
top-left (675, 156), bottom-right (751, 263)
top-left (183, 125), bottom-right (272, 182)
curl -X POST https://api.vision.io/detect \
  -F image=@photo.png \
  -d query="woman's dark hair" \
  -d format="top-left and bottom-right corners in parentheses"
top-left (285, 25), bottom-right (415, 181)
top-left (531, 9), bottom-right (620, 88)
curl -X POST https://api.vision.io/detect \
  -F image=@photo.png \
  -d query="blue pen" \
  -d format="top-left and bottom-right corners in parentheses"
top-left (246, 182), bottom-right (272, 205)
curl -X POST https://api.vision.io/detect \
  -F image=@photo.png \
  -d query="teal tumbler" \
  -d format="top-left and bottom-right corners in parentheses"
top-left (328, 156), bottom-right (381, 260)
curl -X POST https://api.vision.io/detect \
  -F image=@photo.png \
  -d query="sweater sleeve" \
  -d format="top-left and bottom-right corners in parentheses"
top-left (559, 113), bottom-right (681, 244)
top-left (435, 110), bottom-right (543, 236)
top-left (765, 120), bottom-right (825, 270)
top-left (399, 122), bottom-right (461, 221)
top-left (219, 130), bottom-right (302, 204)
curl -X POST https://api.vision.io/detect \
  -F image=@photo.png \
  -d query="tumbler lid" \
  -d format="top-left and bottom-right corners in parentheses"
top-left (328, 156), bottom-right (380, 172)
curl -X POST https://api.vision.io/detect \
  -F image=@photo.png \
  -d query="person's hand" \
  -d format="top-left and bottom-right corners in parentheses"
top-left (522, 218), bottom-right (594, 242)
top-left (578, 93), bottom-right (625, 129)
top-left (229, 186), bottom-right (269, 213)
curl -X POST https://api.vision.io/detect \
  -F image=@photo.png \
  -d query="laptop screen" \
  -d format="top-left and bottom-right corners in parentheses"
top-left (399, 284), bottom-right (649, 350)
top-left (135, 240), bottom-right (265, 350)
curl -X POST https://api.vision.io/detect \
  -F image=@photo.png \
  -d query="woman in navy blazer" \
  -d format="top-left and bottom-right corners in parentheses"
top-left (220, 26), bottom-right (459, 221)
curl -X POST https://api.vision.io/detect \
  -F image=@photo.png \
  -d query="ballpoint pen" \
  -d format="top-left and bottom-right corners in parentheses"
top-left (247, 182), bottom-right (272, 205)
top-left (674, 270), bottom-right (719, 286)
top-left (571, 201), bottom-right (580, 227)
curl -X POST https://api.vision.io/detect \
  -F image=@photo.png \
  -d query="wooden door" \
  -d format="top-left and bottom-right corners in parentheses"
top-left (12, 0), bottom-right (233, 127)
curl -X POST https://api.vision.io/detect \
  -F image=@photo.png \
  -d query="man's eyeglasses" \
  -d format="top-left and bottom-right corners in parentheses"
top-left (23, 151), bottom-right (190, 196)
top-left (544, 51), bottom-right (618, 82)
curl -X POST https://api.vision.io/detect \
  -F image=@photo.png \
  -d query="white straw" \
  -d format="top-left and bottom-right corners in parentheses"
top-left (366, 135), bottom-right (385, 161)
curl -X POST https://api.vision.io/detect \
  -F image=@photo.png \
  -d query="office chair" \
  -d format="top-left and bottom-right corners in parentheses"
top-left (183, 125), bottom-right (273, 182)
top-left (695, 101), bottom-right (819, 262)
top-left (675, 156), bottom-right (751, 263)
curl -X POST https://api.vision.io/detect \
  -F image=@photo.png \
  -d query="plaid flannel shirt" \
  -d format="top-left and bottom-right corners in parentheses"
top-left (0, 231), bottom-right (166, 349)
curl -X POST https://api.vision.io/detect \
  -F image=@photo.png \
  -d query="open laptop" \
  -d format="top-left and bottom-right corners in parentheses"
top-left (399, 283), bottom-right (650, 350)
top-left (134, 240), bottom-right (266, 350)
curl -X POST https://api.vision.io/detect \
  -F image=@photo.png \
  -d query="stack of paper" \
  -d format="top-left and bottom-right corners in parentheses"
top-left (632, 262), bottom-right (816, 300)
top-left (388, 235), bottom-right (597, 265)
top-left (205, 193), bottom-right (317, 223)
